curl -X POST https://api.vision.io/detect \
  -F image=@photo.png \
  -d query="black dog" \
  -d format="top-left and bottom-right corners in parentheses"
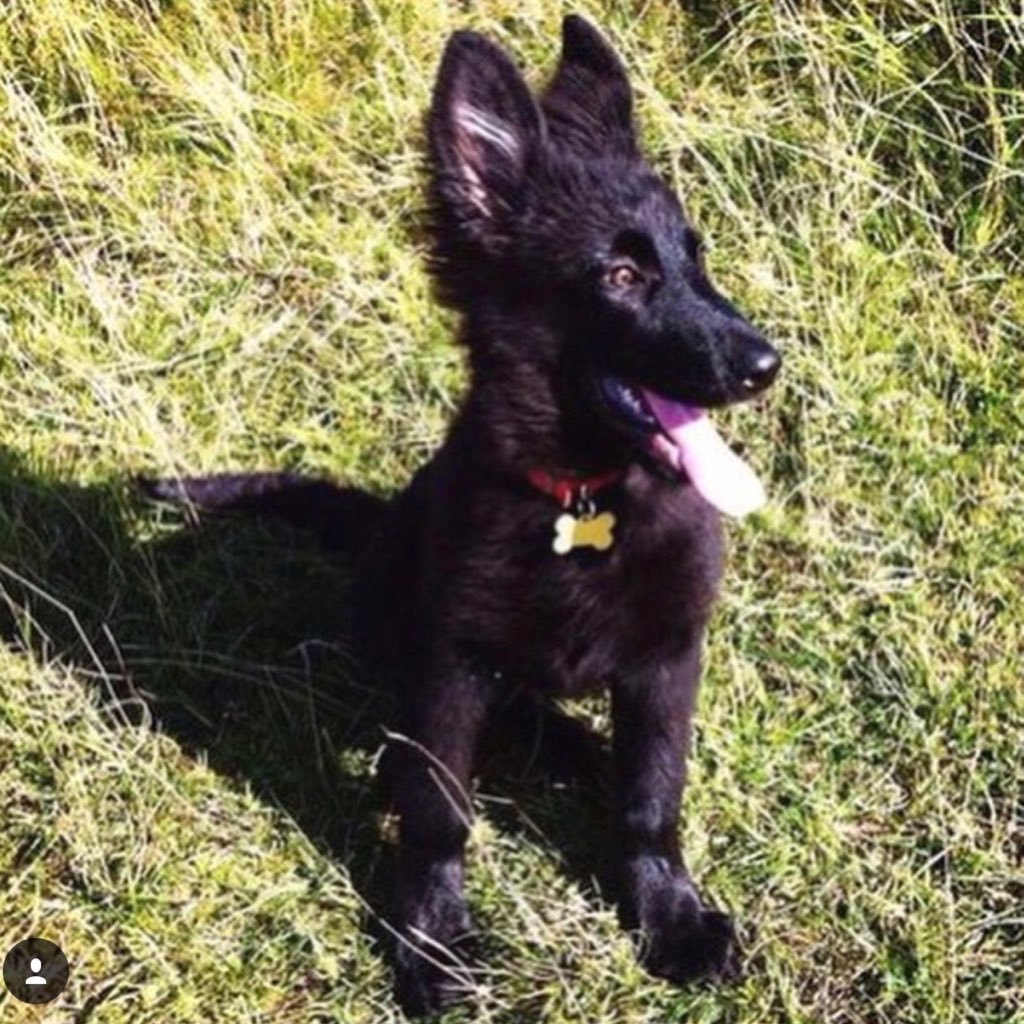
top-left (145, 15), bottom-right (780, 1014)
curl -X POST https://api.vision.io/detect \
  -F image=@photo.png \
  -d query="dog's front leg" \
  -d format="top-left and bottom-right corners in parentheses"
top-left (613, 642), bottom-right (739, 984)
top-left (390, 660), bottom-right (489, 1015)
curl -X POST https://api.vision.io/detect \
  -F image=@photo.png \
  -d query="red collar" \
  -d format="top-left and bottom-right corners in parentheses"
top-left (525, 466), bottom-right (624, 508)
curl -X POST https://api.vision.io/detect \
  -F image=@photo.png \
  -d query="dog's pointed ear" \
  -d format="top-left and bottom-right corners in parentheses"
top-left (428, 31), bottom-right (541, 243)
top-left (543, 15), bottom-right (636, 158)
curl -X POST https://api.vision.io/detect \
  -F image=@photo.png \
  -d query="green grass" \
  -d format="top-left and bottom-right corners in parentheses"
top-left (1, 1), bottom-right (1022, 1021)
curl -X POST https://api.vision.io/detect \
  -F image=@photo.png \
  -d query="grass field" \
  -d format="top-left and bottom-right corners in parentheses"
top-left (1, 1), bottom-right (1022, 1021)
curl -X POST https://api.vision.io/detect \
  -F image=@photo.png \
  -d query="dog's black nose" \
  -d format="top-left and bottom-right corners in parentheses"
top-left (740, 343), bottom-right (781, 394)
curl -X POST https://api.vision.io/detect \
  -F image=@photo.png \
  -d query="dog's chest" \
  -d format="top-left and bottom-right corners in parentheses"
top-left (447, 480), bottom-right (723, 694)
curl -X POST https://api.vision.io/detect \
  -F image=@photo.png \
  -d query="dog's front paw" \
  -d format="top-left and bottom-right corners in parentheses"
top-left (393, 888), bottom-right (476, 1016)
top-left (643, 902), bottom-right (740, 984)
top-left (624, 858), bottom-right (740, 985)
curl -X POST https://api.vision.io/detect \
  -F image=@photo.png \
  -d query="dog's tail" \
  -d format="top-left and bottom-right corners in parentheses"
top-left (138, 472), bottom-right (387, 555)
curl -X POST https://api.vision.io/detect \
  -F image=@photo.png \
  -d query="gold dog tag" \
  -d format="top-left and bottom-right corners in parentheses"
top-left (552, 510), bottom-right (616, 554)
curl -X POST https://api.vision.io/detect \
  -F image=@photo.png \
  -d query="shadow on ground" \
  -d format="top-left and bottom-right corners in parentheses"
top-left (0, 445), bottom-right (614, 991)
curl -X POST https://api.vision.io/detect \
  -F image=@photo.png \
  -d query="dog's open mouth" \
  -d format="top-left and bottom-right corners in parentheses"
top-left (600, 376), bottom-right (766, 518)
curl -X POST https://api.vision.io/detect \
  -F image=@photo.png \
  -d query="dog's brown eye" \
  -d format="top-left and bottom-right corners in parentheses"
top-left (606, 261), bottom-right (641, 289)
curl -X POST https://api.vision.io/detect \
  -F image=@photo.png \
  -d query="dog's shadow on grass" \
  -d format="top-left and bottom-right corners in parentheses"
top-left (0, 447), bottom-right (615, 987)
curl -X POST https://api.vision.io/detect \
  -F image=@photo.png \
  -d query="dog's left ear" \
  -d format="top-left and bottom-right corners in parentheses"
top-left (542, 15), bottom-right (636, 158)
top-left (428, 31), bottom-right (542, 245)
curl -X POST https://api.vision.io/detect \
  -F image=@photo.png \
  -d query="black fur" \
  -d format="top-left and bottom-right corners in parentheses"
top-left (144, 16), bottom-right (780, 1015)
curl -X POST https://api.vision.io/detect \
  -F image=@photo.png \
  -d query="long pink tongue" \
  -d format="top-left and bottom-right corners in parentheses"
top-left (642, 390), bottom-right (766, 518)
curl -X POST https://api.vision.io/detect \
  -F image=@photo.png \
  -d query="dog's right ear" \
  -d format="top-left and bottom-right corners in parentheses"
top-left (543, 15), bottom-right (636, 158)
top-left (428, 31), bottom-right (541, 246)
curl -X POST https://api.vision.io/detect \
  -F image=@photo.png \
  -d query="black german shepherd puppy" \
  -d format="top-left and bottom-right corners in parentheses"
top-left (145, 15), bottom-right (780, 1015)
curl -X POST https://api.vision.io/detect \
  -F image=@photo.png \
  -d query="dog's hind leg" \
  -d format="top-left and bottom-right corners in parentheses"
top-left (389, 656), bottom-right (492, 1015)
top-left (612, 641), bottom-right (740, 984)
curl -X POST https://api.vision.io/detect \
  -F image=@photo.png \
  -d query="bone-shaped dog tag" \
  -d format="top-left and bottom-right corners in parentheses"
top-left (552, 511), bottom-right (616, 554)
